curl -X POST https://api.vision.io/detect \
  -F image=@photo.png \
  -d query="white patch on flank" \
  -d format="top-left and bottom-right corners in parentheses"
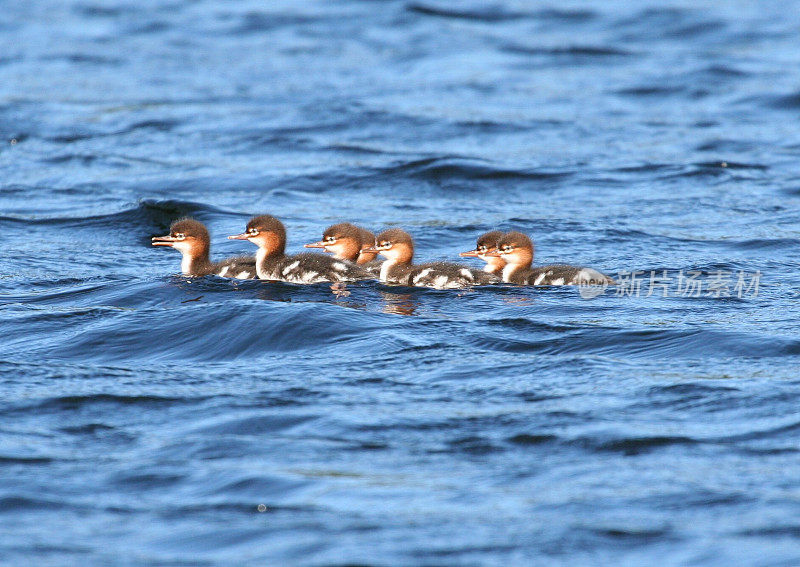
top-left (551, 278), bottom-right (565, 286)
top-left (218, 266), bottom-right (229, 277)
top-left (282, 261), bottom-right (300, 276)
top-left (533, 272), bottom-right (546, 285)
top-left (300, 271), bottom-right (320, 283)
top-left (433, 275), bottom-right (449, 289)
top-left (236, 271), bottom-right (250, 279)
top-left (333, 262), bottom-right (347, 272)
top-left (414, 268), bottom-right (432, 283)
top-left (460, 268), bottom-right (474, 281)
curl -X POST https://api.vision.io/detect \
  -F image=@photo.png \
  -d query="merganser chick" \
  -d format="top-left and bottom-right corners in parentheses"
top-left (304, 222), bottom-right (382, 275)
top-left (488, 231), bottom-right (614, 285)
top-left (365, 228), bottom-right (498, 289)
top-left (151, 218), bottom-right (256, 278)
top-left (228, 215), bottom-right (369, 283)
top-left (459, 230), bottom-right (506, 276)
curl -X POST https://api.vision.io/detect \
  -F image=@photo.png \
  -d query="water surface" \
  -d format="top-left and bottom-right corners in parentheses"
top-left (2, 1), bottom-right (800, 565)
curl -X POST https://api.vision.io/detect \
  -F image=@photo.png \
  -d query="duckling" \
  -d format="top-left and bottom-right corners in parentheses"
top-left (228, 215), bottom-right (369, 283)
top-left (488, 231), bottom-right (613, 285)
top-left (365, 228), bottom-right (498, 289)
top-left (304, 222), bottom-right (382, 275)
top-left (152, 218), bottom-right (256, 278)
top-left (459, 230), bottom-right (506, 276)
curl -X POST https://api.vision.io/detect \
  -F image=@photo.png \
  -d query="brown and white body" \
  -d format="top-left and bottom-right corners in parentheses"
top-left (488, 231), bottom-right (613, 285)
top-left (152, 219), bottom-right (256, 278)
top-left (304, 222), bottom-right (382, 276)
top-left (459, 230), bottom-right (506, 276)
top-left (365, 228), bottom-right (499, 289)
top-left (228, 215), bottom-right (368, 284)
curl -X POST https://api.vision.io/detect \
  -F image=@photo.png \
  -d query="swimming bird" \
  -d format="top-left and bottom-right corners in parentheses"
top-left (151, 218), bottom-right (256, 278)
top-left (304, 222), bottom-right (382, 275)
top-left (365, 228), bottom-right (498, 289)
top-left (487, 231), bottom-right (614, 285)
top-left (228, 215), bottom-right (369, 283)
top-left (459, 230), bottom-right (506, 276)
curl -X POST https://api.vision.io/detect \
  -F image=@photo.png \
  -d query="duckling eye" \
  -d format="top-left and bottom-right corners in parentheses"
top-left (174, 233), bottom-right (185, 239)
top-left (501, 245), bottom-right (512, 253)
top-left (325, 236), bottom-right (336, 243)
top-left (248, 228), bottom-right (259, 235)
top-left (478, 245), bottom-right (487, 252)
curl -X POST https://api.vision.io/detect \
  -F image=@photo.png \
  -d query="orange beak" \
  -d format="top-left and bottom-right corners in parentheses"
top-left (484, 249), bottom-right (502, 257)
top-left (459, 249), bottom-right (480, 257)
top-left (304, 240), bottom-right (327, 249)
top-left (227, 233), bottom-right (251, 240)
top-left (152, 235), bottom-right (178, 247)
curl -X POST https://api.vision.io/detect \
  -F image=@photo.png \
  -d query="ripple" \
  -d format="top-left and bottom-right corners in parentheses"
top-left (648, 382), bottom-right (740, 397)
top-left (230, 11), bottom-right (319, 34)
top-left (693, 160), bottom-right (767, 171)
top-left (589, 526), bottom-right (674, 542)
top-left (0, 199), bottom-right (222, 229)
top-left (0, 455), bottom-right (53, 465)
top-left (502, 44), bottom-right (633, 58)
top-left (2, 394), bottom-right (186, 416)
top-left (110, 471), bottom-right (186, 489)
top-left (191, 413), bottom-right (316, 436)
top-left (407, 3), bottom-right (524, 22)
top-left (444, 435), bottom-right (503, 455)
top-left (471, 327), bottom-right (796, 359)
top-left (506, 433), bottom-right (558, 445)
top-left (58, 423), bottom-right (116, 435)
top-left (73, 4), bottom-right (127, 18)
top-left (593, 435), bottom-right (699, 455)
top-left (533, 8), bottom-right (597, 23)
top-left (761, 91), bottom-right (800, 110)
top-left (44, 300), bottom-right (381, 361)
top-left (695, 139), bottom-right (759, 152)
top-left (738, 526), bottom-right (800, 538)
top-left (43, 53), bottom-right (123, 66)
top-left (45, 118), bottom-right (180, 143)
top-left (613, 8), bottom-right (725, 41)
top-left (0, 495), bottom-right (77, 512)
top-left (725, 238), bottom-right (800, 250)
top-left (616, 85), bottom-right (686, 97)
top-left (381, 157), bottom-right (570, 182)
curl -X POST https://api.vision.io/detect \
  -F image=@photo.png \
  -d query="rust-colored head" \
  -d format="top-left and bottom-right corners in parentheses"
top-left (304, 222), bottom-right (366, 262)
top-left (460, 230), bottom-right (505, 273)
top-left (151, 218), bottom-right (210, 258)
top-left (488, 231), bottom-right (534, 268)
top-left (364, 228), bottom-right (415, 265)
top-left (228, 214), bottom-right (286, 256)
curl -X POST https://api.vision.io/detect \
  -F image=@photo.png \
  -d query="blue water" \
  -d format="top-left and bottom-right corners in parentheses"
top-left (2, 1), bottom-right (800, 565)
